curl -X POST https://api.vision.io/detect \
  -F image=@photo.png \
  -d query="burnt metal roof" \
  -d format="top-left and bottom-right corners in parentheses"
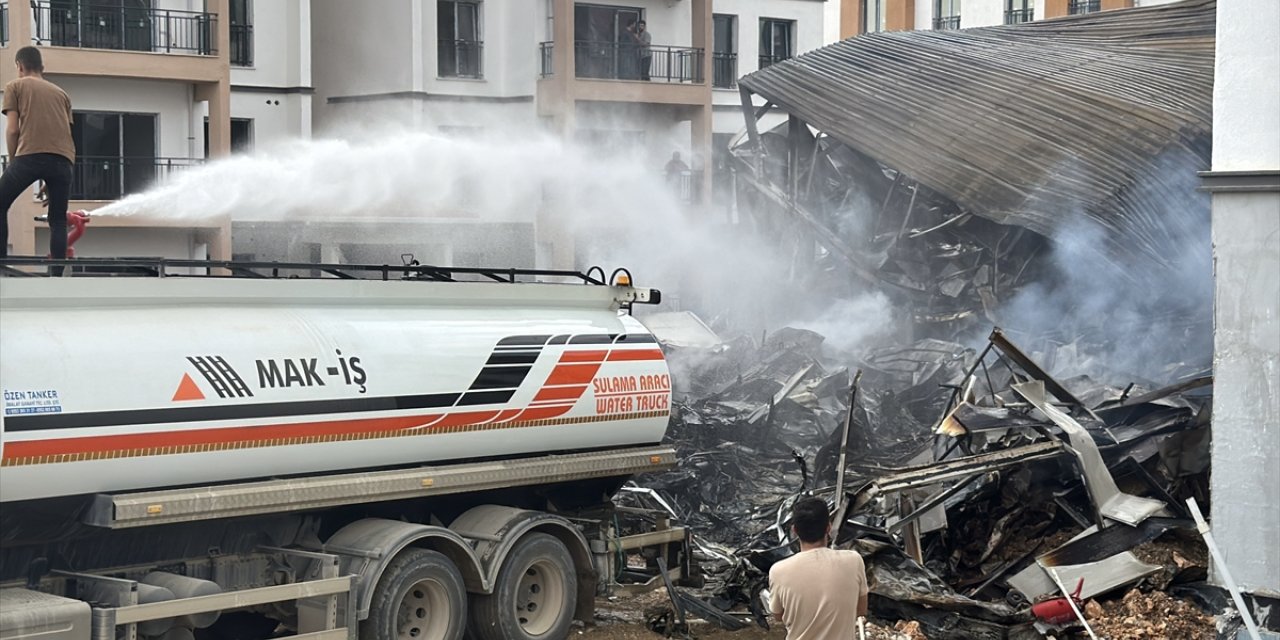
top-left (738, 0), bottom-right (1215, 267)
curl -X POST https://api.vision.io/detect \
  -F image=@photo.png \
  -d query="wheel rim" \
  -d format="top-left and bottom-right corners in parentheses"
top-left (514, 559), bottom-right (567, 636)
top-left (397, 578), bottom-right (451, 639)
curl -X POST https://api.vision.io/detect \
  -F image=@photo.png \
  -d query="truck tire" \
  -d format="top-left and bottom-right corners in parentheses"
top-left (467, 533), bottom-right (576, 640)
top-left (362, 548), bottom-right (467, 640)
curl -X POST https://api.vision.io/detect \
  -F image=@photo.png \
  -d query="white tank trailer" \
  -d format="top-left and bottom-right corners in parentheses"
top-left (0, 259), bottom-right (680, 640)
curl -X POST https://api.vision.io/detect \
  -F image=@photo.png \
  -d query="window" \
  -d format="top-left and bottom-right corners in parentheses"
top-left (934, 0), bottom-right (961, 29)
top-left (438, 1), bottom-right (482, 78)
top-left (48, 0), bottom-right (154, 52)
top-left (573, 3), bottom-right (643, 80)
top-left (230, 0), bottom-right (253, 66)
top-left (1005, 0), bottom-right (1033, 24)
top-left (202, 118), bottom-right (254, 155)
top-left (1068, 0), bottom-right (1100, 14)
top-left (862, 0), bottom-right (885, 33)
top-left (759, 19), bottom-right (793, 69)
top-left (70, 111), bottom-right (156, 200)
top-left (712, 14), bottom-right (736, 88)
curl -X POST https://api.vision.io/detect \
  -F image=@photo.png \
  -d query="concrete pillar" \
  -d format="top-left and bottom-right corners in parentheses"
top-left (552, 0), bottom-right (574, 84)
top-left (887, 0), bottom-right (916, 31)
top-left (841, 0), bottom-right (864, 38)
top-left (1043, 0), bottom-right (1069, 19)
top-left (196, 81), bottom-right (232, 158)
top-left (691, 104), bottom-right (713, 208)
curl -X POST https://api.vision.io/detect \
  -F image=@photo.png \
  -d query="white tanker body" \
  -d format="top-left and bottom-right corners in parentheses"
top-left (1, 276), bottom-right (670, 502)
top-left (0, 259), bottom-right (681, 640)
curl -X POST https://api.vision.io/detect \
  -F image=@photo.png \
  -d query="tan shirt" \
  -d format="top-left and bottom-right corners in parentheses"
top-left (2, 76), bottom-right (75, 163)
top-left (769, 548), bottom-right (869, 640)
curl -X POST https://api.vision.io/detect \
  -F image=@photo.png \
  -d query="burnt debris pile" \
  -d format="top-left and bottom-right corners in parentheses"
top-left (619, 315), bottom-right (1253, 638)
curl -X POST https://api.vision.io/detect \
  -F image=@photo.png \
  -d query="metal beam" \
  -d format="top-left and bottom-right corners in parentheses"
top-left (88, 446), bottom-right (677, 528)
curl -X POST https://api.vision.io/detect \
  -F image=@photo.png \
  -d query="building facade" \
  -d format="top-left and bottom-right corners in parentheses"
top-left (837, 0), bottom-right (1178, 37)
top-left (1, 0), bottom-right (233, 259)
top-left (1203, 0), bottom-right (1280, 598)
top-left (307, 0), bottom-right (836, 266)
top-left (1, 0), bottom-right (310, 261)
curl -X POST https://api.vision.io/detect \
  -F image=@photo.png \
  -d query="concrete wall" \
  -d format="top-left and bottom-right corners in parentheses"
top-left (1211, 0), bottom-right (1280, 171)
top-left (311, 0), bottom-right (415, 128)
top-left (710, 0), bottom-right (827, 135)
top-left (1208, 0), bottom-right (1280, 598)
top-left (231, 0), bottom-right (311, 88)
top-left (34, 227), bottom-right (208, 260)
top-left (962, 0), bottom-right (1025, 28)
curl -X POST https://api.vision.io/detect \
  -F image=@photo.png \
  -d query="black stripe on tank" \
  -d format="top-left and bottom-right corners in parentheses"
top-left (4, 392), bottom-right (463, 432)
top-left (467, 366), bottom-right (534, 390)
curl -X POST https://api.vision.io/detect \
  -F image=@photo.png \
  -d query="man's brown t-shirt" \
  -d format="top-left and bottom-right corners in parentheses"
top-left (2, 76), bottom-right (75, 163)
top-left (769, 548), bottom-right (869, 640)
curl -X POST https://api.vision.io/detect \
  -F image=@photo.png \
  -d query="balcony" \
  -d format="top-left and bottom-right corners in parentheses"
top-left (30, 1), bottom-right (216, 56)
top-left (229, 23), bottom-right (251, 66)
top-left (758, 53), bottom-right (790, 70)
top-left (539, 41), bottom-right (704, 84)
top-left (1069, 0), bottom-right (1101, 14)
top-left (72, 156), bottom-right (202, 200)
top-left (1004, 8), bottom-right (1034, 24)
top-left (933, 15), bottom-right (961, 30)
top-left (712, 52), bottom-right (736, 89)
top-left (438, 39), bottom-right (482, 79)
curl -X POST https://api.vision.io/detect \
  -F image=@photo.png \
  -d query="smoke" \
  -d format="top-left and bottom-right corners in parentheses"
top-left (789, 293), bottom-right (895, 356)
top-left (993, 151), bottom-right (1213, 383)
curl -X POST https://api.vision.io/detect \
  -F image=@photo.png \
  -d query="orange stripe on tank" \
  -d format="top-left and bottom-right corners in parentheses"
top-left (533, 385), bottom-right (589, 402)
top-left (545, 363), bottom-right (601, 385)
top-left (606, 349), bottom-right (665, 362)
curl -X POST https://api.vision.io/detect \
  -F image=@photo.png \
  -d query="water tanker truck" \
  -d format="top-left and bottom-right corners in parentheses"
top-left (0, 257), bottom-right (678, 640)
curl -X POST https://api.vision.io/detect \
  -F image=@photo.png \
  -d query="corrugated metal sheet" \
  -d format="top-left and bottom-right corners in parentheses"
top-left (738, 0), bottom-right (1214, 266)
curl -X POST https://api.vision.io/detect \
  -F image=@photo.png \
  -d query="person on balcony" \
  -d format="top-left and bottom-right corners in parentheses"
top-left (636, 21), bottom-right (653, 81)
top-left (1, 47), bottom-right (74, 261)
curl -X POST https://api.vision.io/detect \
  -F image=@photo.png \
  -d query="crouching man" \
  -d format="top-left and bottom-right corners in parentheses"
top-left (768, 497), bottom-right (869, 639)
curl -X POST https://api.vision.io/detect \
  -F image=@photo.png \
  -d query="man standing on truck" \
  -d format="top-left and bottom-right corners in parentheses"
top-left (0, 46), bottom-right (75, 260)
top-left (768, 496), bottom-right (869, 639)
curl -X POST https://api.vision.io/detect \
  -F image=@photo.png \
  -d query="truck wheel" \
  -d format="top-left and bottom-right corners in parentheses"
top-left (362, 548), bottom-right (466, 640)
top-left (468, 533), bottom-right (576, 640)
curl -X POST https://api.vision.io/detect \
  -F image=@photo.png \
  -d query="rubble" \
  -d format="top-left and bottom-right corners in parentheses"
top-left (619, 313), bottom-right (1236, 638)
top-left (1084, 589), bottom-right (1215, 640)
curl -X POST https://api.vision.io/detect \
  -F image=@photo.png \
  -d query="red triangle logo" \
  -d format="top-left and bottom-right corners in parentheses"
top-left (172, 373), bottom-right (205, 402)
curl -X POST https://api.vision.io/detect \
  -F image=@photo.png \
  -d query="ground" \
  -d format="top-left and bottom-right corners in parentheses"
top-left (576, 590), bottom-right (906, 640)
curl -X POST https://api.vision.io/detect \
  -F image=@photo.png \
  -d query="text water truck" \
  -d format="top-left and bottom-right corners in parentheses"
top-left (0, 258), bottom-right (681, 640)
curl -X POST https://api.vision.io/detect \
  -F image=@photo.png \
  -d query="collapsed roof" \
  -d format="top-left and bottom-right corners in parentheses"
top-left (737, 0), bottom-right (1215, 268)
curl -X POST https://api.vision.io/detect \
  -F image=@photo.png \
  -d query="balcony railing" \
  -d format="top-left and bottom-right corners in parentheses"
top-left (758, 52), bottom-right (790, 70)
top-left (31, 1), bottom-right (216, 55)
top-left (1004, 8), bottom-right (1034, 24)
top-left (712, 52), bottom-right (736, 88)
top-left (438, 39), bottom-right (482, 78)
top-left (567, 41), bottom-right (704, 83)
top-left (72, 156), bottom-right (203, 200)
top-left (933, 15), bottom-right (961, 30)
top-left (538, 41), bottom-right (553, 77)
top-left (1069, 0), bottom-right (1101, 14)
top-left (230, 23), bottom-right (252, 66)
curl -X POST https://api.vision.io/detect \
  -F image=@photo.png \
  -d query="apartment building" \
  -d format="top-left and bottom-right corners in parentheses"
top-left (307, 1), bottom-right (837, 268)
top-left (0, 0), bottom-right (310, 261)
top-left (0, 0), bottom-right (230, 259)
top-left (838, 0), bottom-right (1179, 35)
